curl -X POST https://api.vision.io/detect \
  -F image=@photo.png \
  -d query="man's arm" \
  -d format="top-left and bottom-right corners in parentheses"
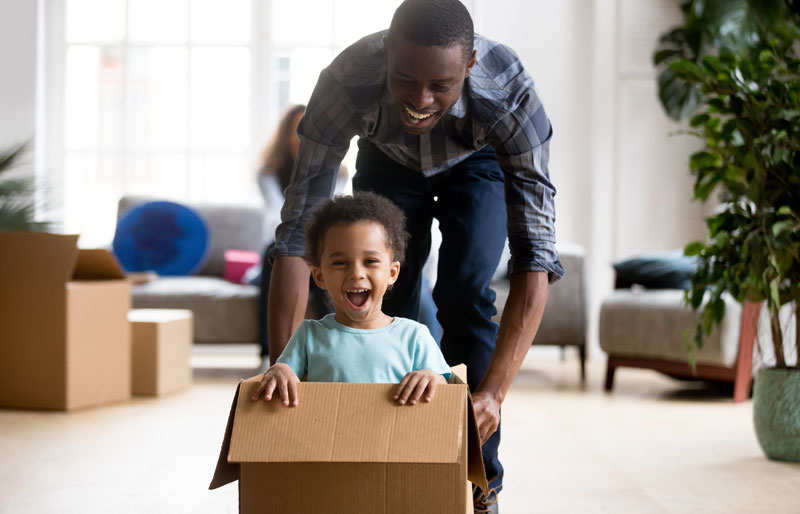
top-left (267, 255), bottom-right (311, 364)
top-left (267, 68), bottom-right (362, 364)
top-left (472, 271), bottom-right (548, 442)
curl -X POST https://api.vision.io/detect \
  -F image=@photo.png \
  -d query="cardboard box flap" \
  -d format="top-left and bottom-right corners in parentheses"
top-left (209, 382), bottom-right (241, 490)
top-left (467, 391), bottom-right (489, 492)
top-left (449, 367), bottom-right (488, 490)
top-left (73, 249), bottom-right (126, 280)
top-left (0, 232), bottom-right (79, 284)
top-left (228, 379), bottom-right (465, 464)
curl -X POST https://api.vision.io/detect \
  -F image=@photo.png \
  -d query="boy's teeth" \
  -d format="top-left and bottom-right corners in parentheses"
top-left (346, 289), bottom-right (370, 307)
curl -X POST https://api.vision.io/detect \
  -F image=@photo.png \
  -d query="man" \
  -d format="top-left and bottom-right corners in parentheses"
top-left (264, 0), bottom-right (563, 511)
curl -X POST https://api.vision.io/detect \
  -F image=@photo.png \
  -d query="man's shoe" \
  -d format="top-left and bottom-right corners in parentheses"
top-left (473, 485), bottom-right (499, 514)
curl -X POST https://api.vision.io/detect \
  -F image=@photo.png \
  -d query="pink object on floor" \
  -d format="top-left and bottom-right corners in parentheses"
top-left (224, 249), bottom-right (261, 284)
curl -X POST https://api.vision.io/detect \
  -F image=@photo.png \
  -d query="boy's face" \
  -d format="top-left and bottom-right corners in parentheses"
top-left (311, 221), bottom-right (400, 329)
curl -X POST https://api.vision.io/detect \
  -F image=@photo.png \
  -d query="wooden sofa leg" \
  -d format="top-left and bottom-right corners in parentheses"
top-left (733, 301), bottom-right (760, 403)
top-left (579, 344), bottom-right (587, 384)
top-left (604, 357), bottom-right (617, 391)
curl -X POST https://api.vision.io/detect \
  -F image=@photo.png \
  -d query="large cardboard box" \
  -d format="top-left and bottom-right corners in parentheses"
top-left (0, 232), bottom-right (131, 410)
top-left (129, 309), bottom-right (193, 396)
top-left (210, 378), bottom-right (488, 513)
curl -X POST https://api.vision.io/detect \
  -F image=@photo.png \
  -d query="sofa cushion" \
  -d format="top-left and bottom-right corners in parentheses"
top-left (599, 289), bottom-right (741, 367)
top-left (131, 277), bottom-right (259, 344)
top-left (119, 196), bottom-right (265, 277)
top-left (612, 250), bottom-right (698, 290)
top-left (113, 201), bottom-right (209, 275)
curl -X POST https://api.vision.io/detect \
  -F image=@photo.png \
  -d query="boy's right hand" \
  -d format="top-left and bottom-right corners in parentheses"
top-left (251, 363), bottom-right (300, 406)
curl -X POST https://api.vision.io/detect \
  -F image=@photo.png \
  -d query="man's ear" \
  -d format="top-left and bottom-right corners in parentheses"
top-left (311, 266), bottom-right (325, 289)
top-left (464, 49), bottom-right (477, 78)
top-left (388, 261), bottom-right (401, 285)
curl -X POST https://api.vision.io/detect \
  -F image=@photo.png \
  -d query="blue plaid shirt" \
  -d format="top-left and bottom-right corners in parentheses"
top-left (274, 31), bottom-right (563, 281)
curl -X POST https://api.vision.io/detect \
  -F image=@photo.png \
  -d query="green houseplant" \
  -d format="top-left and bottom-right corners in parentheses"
top-left (655, 0), bottom-right (800, 461)
top-left (0, 141), bottom-right (48, 232)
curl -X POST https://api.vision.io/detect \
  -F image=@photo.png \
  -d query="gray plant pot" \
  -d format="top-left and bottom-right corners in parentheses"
top-left (753, 368), bottom-right (800, 462)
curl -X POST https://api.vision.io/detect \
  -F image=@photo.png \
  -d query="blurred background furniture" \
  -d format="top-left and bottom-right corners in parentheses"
top-left (118, 196), bottom-right (266, 345)
top-left (492, 243), bottom-right (588, 381)
top-left (599, 289), bottom-right (760, 402)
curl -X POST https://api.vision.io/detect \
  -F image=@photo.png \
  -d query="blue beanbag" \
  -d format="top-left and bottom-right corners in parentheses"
top-left (113, 201), bottom-right (209, 276)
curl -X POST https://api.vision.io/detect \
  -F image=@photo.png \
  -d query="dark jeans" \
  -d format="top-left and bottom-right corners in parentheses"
top-left (354, 139), bottom-right (507, 492)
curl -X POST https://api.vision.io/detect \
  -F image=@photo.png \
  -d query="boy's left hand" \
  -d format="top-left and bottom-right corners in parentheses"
top-left (395, 369), bottom-right (446, 405)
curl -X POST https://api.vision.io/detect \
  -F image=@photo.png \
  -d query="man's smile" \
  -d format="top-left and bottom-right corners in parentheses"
top-left (404, 105), bottom-right (437, 121)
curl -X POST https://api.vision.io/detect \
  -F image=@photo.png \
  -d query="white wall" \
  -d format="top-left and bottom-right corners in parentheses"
top-left (480, 0), bottom-right (708, 356)
top-left (0, 0), bottom-right (38, 148)
top-left (480, 0), bottom-right (593, 251)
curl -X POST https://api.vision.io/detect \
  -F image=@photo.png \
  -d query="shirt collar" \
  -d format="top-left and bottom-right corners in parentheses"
top-left (447, 88), bottom-right (468, 118)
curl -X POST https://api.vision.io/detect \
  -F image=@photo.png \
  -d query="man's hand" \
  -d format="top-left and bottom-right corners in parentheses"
top-left (472, 390), bottom-right (501, 443)
top-left (251, 363), bottom-right (300, 406)
top-left (395, 369), bottom-right (446, 405)
top-left (474, 271), bottom-right (549, 443)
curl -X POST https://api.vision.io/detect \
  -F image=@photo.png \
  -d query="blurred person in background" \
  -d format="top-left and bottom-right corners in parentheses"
top-left (254, 104), bottom-right (335, 364)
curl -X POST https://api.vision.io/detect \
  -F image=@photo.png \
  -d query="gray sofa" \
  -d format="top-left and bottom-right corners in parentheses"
top-left (491, 243), bottom-right (588, 380)
top-left (118, 196), bottom-right (266, 345)
top-left (117, 196), bottom-right (589, 367)
top-left (598, 288), bottom-right (775, 402)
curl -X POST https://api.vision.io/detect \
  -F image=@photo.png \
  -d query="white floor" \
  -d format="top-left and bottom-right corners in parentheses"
top-left (1, 347), bottom-right (798, 514)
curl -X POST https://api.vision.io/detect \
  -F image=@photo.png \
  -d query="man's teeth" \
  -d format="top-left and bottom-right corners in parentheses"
top-left (347, 289), bottom-right (369, 293)
top-left (405, 106), bottom-right (434, 121)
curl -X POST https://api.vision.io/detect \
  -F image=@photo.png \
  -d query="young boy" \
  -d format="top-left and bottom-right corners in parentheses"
top-left (251, 191), bottom-right (451, 407)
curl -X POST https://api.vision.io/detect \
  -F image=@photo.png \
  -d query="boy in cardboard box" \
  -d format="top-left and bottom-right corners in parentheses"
top-left (214, 192), bottom-right (486, 512)
top-left (252, 191), bottom-right (452, 406)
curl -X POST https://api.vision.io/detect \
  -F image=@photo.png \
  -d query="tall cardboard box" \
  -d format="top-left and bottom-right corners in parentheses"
top-left (0, 232), bottom-right (131, 410)
top-left (129, 309), bottom-right (193, 396)
top-left (210, 378), bottom-right (488, 513)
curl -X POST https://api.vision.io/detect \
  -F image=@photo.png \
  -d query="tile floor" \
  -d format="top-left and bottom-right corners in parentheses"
top-left (1, 347), bottom-right (798, 514)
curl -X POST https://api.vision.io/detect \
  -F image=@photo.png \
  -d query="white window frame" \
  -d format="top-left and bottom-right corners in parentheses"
top-left (41, 0), bottom-right (482, 245)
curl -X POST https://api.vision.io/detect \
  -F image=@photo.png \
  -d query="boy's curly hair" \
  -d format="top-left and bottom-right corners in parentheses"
top-left (304, 192), bottom-right (409, 267)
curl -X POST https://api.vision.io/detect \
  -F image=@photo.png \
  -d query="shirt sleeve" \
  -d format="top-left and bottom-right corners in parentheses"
top-left (486, 85), bottom-right (565, 283)
top-left (272, 68), bottom-right (362, 259)
top-left (411, 324), bottom-right (452, 380)
top-left (275, 322), bottom-right (310, 378)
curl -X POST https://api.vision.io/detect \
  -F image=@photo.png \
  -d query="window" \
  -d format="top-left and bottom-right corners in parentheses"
top-left (44, 0), bottom-right (478, 247)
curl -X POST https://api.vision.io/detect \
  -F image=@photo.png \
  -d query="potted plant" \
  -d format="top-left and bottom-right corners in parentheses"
top-left (0, 141), bottom-right (48, 232)
top-left (655, 0), bottom-right (800, 462)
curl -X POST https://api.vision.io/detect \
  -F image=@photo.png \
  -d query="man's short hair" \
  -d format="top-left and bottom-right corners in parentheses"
top-left (387, 0), bottom-right (474, 61)
top-left (304, 192), bottom-right (409, 267)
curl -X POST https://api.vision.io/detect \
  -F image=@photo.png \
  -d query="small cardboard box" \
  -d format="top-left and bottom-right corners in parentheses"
top-left (0, 232), bottom-right (131, 410)
top-left (129, 309), bottom-right (193, 396)
top-left (210, 378), bottom-right (488, 513)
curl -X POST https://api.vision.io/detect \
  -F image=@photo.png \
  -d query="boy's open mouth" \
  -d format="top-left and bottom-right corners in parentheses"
top-left (346, 288), bottom-right (370, 307)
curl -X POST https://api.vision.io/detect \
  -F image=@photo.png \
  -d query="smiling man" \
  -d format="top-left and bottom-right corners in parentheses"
top-left (267, 1), bottom-right (563, 512)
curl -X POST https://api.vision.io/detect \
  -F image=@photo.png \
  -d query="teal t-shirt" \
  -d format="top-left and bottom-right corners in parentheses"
top-left (276, 314), bottom-right (451, 383)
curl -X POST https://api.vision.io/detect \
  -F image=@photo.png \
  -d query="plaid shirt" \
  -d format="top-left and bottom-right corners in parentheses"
top-left (275, 31), bottom-right (563, 281)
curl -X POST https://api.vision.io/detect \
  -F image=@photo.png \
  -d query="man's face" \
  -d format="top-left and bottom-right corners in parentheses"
top-left (385, 36), bottom-right (476, 135)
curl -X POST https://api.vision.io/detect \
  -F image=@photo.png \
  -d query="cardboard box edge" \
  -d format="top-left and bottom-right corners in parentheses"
top-left (466, 389), bottom-right (489, 492)
top-left (209, 380), bottom-right (242, 490)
